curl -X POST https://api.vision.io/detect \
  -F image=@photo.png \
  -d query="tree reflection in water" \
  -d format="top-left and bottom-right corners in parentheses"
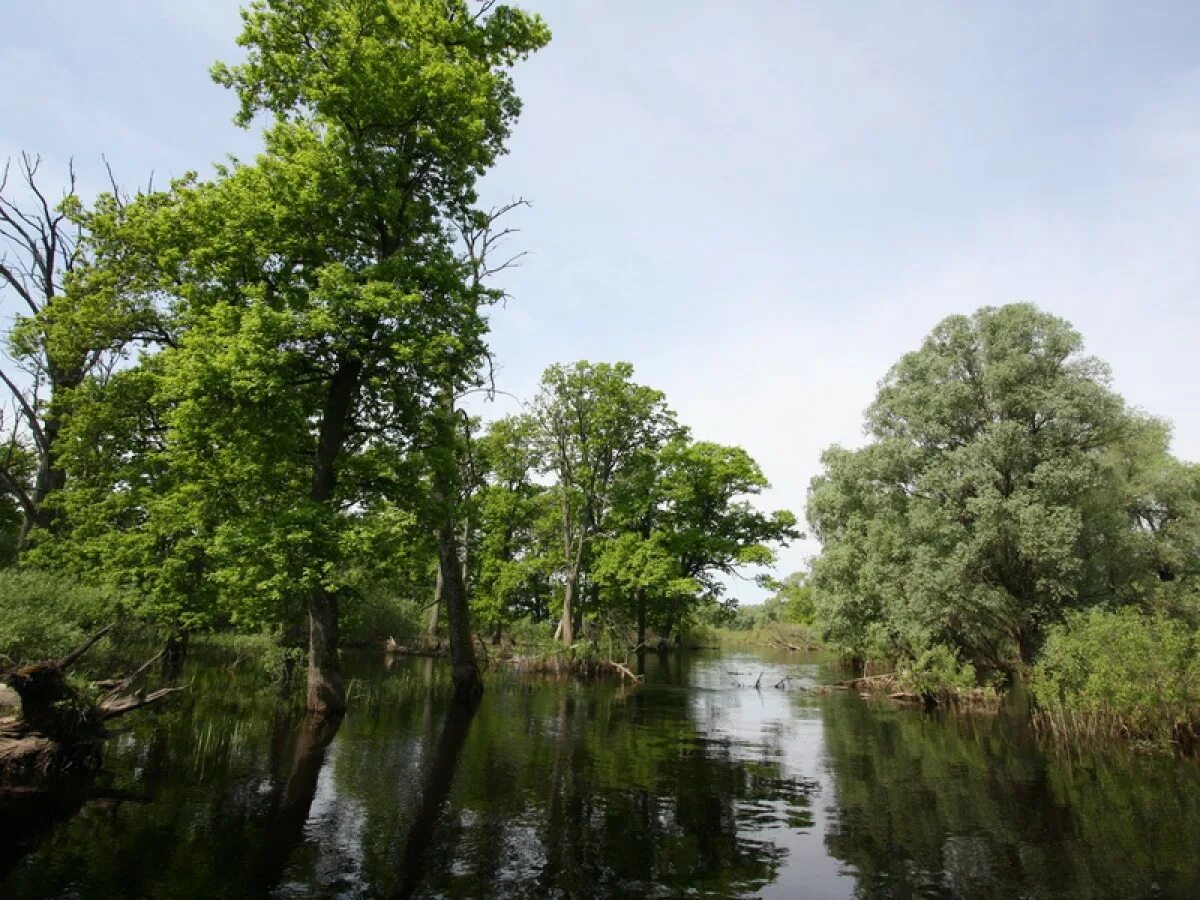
top-left (10, 649), bottom-right (1198, 899)
top-left (820, 696), bottom-right (1200, 899)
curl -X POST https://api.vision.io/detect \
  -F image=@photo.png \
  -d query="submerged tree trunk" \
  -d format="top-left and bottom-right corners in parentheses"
top-left (306, 588), bottom-right (344, 716)
top-left (425, 564), bottom-right (443, 642)
top-left (304, 357), bottom-right (362, 717)
top-left (162, 628), bottom-right (189, 681)
top-left (429, 387), bottom-right (481, 703)
top-left (436, 524), bottom-right (481, 703)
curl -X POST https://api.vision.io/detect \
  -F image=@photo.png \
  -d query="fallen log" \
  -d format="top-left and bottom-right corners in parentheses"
top-left (604, 661), bottom-right (644, 683)
top-left (1, 626), bottom-right (186, 786)
top-left (98, 686), bottom-right (190, 719)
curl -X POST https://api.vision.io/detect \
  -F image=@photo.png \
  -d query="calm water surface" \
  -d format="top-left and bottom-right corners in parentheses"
top-left (3, 647), bottom-right (1200, 898)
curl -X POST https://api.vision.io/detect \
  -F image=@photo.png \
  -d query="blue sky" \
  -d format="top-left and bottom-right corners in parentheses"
top-left (4, 1), bottom-right (1199, 601)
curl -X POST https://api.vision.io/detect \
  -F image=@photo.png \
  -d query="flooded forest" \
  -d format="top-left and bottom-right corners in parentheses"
top-left (2, 1), bottom-right (1200, 898)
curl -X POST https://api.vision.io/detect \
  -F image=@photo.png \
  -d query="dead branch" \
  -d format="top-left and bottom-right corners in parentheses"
top-left (54, 623), bottom-right (115, 672)
top-left (101, 646), bottom-right (168, 701)
top-left (99, 685), bottom-right (188, 720)
top-left (604, 660), bottom-right (643, 683)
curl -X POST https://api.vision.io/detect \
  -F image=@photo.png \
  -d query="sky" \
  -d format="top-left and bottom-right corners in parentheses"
top-left (3, 1), bottom-right (1199, 602)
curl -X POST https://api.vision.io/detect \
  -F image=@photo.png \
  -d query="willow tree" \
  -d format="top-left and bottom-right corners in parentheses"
top-left (808, 303), bottom-right (1191, 670)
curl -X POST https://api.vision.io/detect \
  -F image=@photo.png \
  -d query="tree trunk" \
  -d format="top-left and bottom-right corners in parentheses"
top-left (425, 565), bottom-right (443, 641)
top-left (162, 628), bottom-right (189, 681)
top-left (658, 618), bottom-right (673, 651)
top-left (460, 515), bottom-right (471, 589)
top-left (305, 588), bottom-right (345, 715)
top-left (636, 591), bottom-right (646, 649)
top-left (429, 387), bottom-right (481, 704)
top-left (436, 525), bottom-right (481, 704)
top-left (559, 569), bottom-right (576, 647)
top-left (16, 368), bottom-right (76, 552)
top-left (304, 357), bottom-right (362, 717)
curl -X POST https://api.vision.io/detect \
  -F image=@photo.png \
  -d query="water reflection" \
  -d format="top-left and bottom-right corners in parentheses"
top-left (3, 648), bottom-right (1200, 898)
top-left (250, 710), bottom-right (344, 893)
top-left (820, 695), bottom-right (1200, 899)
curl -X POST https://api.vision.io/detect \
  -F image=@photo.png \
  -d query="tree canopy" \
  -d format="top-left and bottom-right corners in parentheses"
top-left (808, 303), bottom-right (1200, 671)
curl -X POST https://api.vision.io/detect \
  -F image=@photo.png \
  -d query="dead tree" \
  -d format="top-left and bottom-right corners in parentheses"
top-left (0, 154), bottom-right (90, 548)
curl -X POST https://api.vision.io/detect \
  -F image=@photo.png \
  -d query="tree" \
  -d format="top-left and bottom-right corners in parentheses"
top-left (46, 0), bottom-right (549, 715)
top-left (0, 156), bottom-right (145, 550)
top-left (808, 303), bottom-right (1195, 671)
top-left (595, 436), bottom-right (800, 647)
top-left (469, 415), bottom-right (554, 639)
top-left (527, 361), bottom-right (677, 646)
top-left (764, 571), bottom-right (816, 625)
top-left (653, 439), bottom-right (800, 640)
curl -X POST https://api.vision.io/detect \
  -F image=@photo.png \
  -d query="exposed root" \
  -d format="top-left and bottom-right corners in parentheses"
top-left (1, 627), bottom-right (187, 786)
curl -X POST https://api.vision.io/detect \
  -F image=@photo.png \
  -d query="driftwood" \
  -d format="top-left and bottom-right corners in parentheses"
top-left (769, 630), bottom-right (820, 652)
top-left (604, 660), bottom-right (644, 683)
top-left (841, 673), bottom-right (899, 691)
top-left (1, 625), bottom-right (186, 786)
top-left (384, 636), bottom-right (448, 658)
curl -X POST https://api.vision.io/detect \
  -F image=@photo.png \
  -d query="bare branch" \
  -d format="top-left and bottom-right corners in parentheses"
top-left (57, 623), bottom-right (116, 671)
top-left (0, 367), bottom-right (47, 451)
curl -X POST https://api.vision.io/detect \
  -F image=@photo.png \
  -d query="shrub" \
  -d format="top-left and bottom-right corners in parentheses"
top-left (0, 568), bottom-right (124, 665)
top-left (339, 587), bottom-right (424, 648)
top-left (897, 644), bottom-right (984, 699)
top-left (1030, 607), bottom-right (1200, 748)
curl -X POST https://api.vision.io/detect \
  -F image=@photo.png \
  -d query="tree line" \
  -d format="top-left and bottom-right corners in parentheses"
top-left (0, 0), bottom-right (797, 715)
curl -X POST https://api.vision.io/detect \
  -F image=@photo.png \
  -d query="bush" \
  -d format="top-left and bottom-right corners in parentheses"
top-left (0, 568), bottom-right (124, 665)
top-left (339, 586), bottom-right (424, 648)
top-left (1030, 607), bottom-right (1200, 747)
top-left (897, 644), bottom-right (988, 699)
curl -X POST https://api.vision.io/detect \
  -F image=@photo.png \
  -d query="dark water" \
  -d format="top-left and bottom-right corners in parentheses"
top-left (3, 648), bottom-right (1200, 899)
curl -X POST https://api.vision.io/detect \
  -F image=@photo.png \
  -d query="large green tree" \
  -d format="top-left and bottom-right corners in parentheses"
top-left (47, 0), bottom-right (549, 714)
top-left (527, 361), bottom-right (678, 646)
top-left (595, 436), bottom-right (800, 647)
top-left (808, 303), bottom-right (1195, 670)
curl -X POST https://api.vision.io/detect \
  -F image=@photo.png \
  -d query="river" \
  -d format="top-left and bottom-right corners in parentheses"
top-left (2, 647), bottom-right (1199, 898)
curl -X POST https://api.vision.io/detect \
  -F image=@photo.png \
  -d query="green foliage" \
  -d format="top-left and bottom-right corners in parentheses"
top-left (809, 303), bottom-right (1200, 675)
top-left (25, 0), bottom-right (551, 665)
top-left (339, 584), bottom-right (425, 648)
top-left (0, 568), bottom-right (124, 665)
top-left (463, 362), bottom-right (798, 646)
top-left (1031, 607), bottom-right (1200, 745)
top-left (895, 644), bottom-right (995, 700)
top-left (761, 571), bottom-right (815, 625)
top-left (0, 487), bottom-right (20, 567)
